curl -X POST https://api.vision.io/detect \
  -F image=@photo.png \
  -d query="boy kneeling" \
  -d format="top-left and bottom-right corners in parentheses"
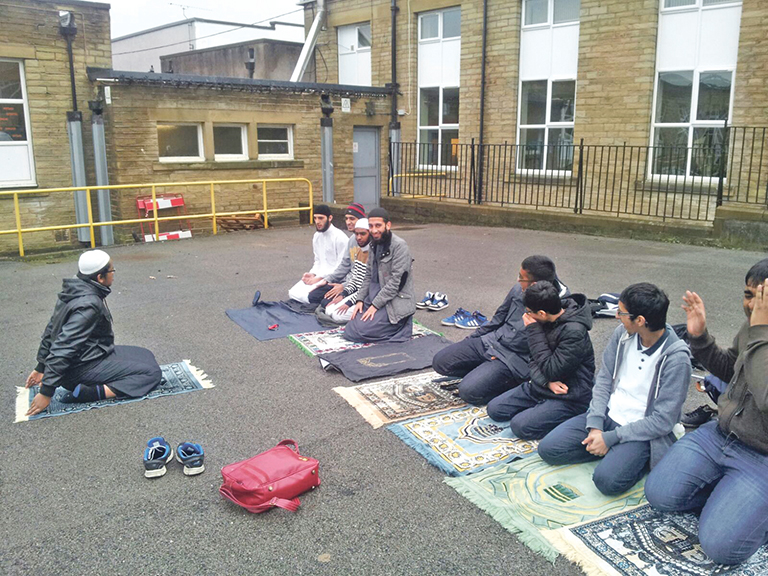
top-left (487, 281), bottom-right (595, 439)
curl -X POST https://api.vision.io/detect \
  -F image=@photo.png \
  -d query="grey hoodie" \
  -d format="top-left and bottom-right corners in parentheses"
top-left (585, 323), bottom-right (692, 468)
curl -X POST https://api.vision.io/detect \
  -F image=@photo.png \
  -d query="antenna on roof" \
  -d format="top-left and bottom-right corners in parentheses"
top-left (168, 2), bottom-right (213, 19)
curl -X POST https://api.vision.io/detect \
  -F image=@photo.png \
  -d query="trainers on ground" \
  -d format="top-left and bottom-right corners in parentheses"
top-left (416, 291), bottom-right (435, 309)
top-left (681, 405), bottom-right (717, 428)
top-left (176, 442), bottom-right (205, 476)
top-left (144, 437), bottom-right (174, 479)
top-left (428, 293), bottom-right (449, 311)
top-left (441, 308), bottom-right (470, 326)
top-left (456, 311), bottom-right (488, 330)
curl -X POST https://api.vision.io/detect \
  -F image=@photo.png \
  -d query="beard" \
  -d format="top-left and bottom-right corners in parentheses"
top-left (317, 220), bottom-right (331, 233)
top-left (373, 230), bottom-right (392, 245)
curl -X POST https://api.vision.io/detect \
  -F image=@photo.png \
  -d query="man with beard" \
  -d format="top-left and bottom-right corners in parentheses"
top-left (25, 250), bottom-right (162, 416)
top-left (317, 203), bottom-right (366, 306)
top-left (288, 204), bottom-right (348, 304)
top-left (324, 218), bottom-right (371, 323)
top-left (344, 208), bottom-right (415, 343)
top-left (645, 259), bottom-right (768, 565)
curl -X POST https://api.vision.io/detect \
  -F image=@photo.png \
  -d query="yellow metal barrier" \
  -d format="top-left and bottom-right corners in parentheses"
top-left (388, 172), bottom-right (447, 198)
top-left (0, 177), bottom-right (314, 257)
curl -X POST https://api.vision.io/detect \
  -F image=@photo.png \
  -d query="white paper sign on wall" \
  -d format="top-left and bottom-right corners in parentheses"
top-left (352, 142), bottom-right (359, 153)
top-left (341, 98), bottom-right (351, 113)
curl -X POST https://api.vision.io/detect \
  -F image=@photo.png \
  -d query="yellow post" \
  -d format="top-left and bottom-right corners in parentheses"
top-left (262, 181), bottom-right (269, 229)
top-left (13, 192), bottom-right (24, 257)
top-left (85, 187), bottom-right (96, 248)
top-left (308, 181), bottom-right (314, 222)
top-left (210, 182), bottom-right (218, 235)
top-left (151, 185), bottom-right (160, 241)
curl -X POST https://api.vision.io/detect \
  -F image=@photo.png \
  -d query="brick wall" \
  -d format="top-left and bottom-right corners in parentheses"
top-left (0, 0), bottom-right (111, 255)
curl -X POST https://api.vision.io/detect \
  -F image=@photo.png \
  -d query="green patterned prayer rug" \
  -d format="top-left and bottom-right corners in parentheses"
top-left (388, 405), bottom-right (538, 476)
top-left (333, 371), bottom-right (465, 429)
top-left (444, 455), bottom-right (647, 562)
top-left (544, 504), bottom-right (768, 575)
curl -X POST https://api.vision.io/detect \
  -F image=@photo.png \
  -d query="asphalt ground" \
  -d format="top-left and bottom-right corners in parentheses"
top-left (0, 223), bottom-right (763, 576)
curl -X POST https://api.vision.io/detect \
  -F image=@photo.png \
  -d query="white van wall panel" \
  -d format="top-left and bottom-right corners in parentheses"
top-left (441, 39), bottom-right (461, 87)
top-left (0, 145), bottom-right (32, 185)
top-left (657, 11), bottom-right (698, 71)
top-left (418, 42), bottom-right (442, 87)
top-left (520, 28), bottom-right (553, 80)
top-left (551, 25), bottom-right (579, 79)
top-left (698, 6), bottom-right (742, 69)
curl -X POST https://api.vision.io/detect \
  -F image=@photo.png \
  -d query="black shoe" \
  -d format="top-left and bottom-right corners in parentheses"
top-left (681, 405), bottom-right (717, 428)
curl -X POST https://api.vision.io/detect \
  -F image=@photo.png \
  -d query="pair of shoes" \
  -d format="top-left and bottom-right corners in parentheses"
top-left (417, 291), bottom-right (449, 311)
top-left (143, 437), bottom-right (205, 478)
top-left (441, 308), bottom-right (488, 330)
top-left (681, 405), bottom-right (717, 428)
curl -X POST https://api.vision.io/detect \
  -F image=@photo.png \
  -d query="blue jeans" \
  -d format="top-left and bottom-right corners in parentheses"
top-left (487, 381), bottom-right (587, 440)
top-left (538, 412), bottom-right (650, 496)
top-left (645, 420), bottom-right (768, 565)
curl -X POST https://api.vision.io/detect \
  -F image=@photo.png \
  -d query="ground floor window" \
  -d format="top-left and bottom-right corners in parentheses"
top-left (0, 58), bottom-right (35, 187)
top-left (157, 123), bottom-right (204, 162)
top-left (213, 124), bottom-right (248, 161)
top-left (517, 79), bottom-right (575, 172)
top-left (257, 125), bottom-right (293, 160)
top-left (418, 86), bottom-right (459, 167)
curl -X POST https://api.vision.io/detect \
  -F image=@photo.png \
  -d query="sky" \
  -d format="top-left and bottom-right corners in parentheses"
top-left (86, 0), bottom-right (306, 40)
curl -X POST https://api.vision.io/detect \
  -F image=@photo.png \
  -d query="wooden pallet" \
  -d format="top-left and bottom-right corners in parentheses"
top-left (216, 215), bottom-right (264, 232)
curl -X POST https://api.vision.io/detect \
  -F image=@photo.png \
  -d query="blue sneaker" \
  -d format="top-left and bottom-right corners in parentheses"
top-left (176, 442), bottom-right (205, 476)
top-left (456, 311), bottom-right (488, 330)
top-left (144, 437), bottom-right (173, 479)
top-left (428, 293), bottom-right (449, 311)
top-left (441, 308), bottom-right (470, 326)
top-left (416, 291), bottom-right (435, 309)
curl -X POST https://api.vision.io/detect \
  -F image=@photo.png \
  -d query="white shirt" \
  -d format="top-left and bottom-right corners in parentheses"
top-left (308, 225), bottom-right (349, 278)
top-left (608, 333), bottom-right (667, 426)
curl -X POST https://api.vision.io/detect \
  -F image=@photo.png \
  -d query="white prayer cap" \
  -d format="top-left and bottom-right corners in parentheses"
top-left (78, 249), bottom-right (111, 275)
top-left (354, 218), bottom-right (369, 230)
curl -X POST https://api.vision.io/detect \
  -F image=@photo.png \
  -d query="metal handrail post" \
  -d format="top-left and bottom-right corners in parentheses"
top-left (308, 181), bottom-right (313, 221)
top-left (14, 192), bottom-right (24, 257)
top-left (262, 181), bottom-right (269, 228)
top-left (210, 183), bottom-right (218, 235)
top-left (85, 187), bottom-right (96, 247)
top-left (151, 185), bottom-right (160, 241)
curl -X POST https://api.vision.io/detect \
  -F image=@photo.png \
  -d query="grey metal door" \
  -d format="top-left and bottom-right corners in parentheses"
top-left (353, 127), bottom-right (380, 210)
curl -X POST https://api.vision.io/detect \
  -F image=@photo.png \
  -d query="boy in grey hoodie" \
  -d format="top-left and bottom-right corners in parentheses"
top-left (538, 283), bottom-right (692, 496)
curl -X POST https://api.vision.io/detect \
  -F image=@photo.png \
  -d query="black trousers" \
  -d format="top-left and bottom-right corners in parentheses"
top-left (62, 345), bottom-right (162, 398)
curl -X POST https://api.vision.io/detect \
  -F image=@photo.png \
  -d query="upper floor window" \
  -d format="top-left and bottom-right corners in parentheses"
top-left (662, 0), bottom-right (740, 9)
top-left (157, 123), bottom-right (204, 162)
top-left (524, 0), bottom-right (580, 27)
top-left (0, 59), bottom-right (36, 187)
top-left (338, 23), bottom-right (372, 86)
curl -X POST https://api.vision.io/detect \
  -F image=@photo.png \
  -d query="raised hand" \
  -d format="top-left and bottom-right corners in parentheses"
top-left (751, 281), bottom-right (768, 327)
top-left (682, 290), bottom-right (707, 338)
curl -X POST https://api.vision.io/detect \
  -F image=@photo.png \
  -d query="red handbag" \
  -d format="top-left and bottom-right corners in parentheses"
top-left (219, 439), bottom-right (320, 513)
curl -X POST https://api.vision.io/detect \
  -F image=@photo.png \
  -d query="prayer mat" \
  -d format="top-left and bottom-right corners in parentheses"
top-left (544, 504), bottom-right (768, 575)
top-left (226, 301), bottom-right (325, 341)
top-left (317, 334), bottom-right (451, 382)
top-left (333, 371), bottom-right (465, 429)
top-left (388, 405), bottom-right (539, 476)
top-left (289, 321), bottom-right (441, 357)
top-left (443, 455), bottom-right (646, 562)
top-left (15, 360), bottom-right (213, 422)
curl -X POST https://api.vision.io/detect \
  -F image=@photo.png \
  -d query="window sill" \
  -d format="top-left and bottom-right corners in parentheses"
top-left (152, 159), bottom-right (305, 171)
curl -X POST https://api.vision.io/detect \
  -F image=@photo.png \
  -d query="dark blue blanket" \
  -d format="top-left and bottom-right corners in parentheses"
top-left (226, 301), bottom-right (325, 341)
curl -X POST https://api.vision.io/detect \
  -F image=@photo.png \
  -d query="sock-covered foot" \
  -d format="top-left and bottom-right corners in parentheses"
top-left (68, 384), bottom-right (107, 403)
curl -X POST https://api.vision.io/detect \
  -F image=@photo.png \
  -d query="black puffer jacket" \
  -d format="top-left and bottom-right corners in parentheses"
top-left (526, 293), bottom-right (595, 405)
top-left (35, 276), bottom-right (114, 397)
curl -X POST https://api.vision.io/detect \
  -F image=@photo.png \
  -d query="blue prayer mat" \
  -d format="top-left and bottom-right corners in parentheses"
top-left (226, 301), bottom-right (325, 341)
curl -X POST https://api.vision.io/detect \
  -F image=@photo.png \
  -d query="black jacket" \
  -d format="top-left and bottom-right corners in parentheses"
top-left (525, 293), bottom-right (595, 405)
top-left (35, 276), bottom-right (114, 397)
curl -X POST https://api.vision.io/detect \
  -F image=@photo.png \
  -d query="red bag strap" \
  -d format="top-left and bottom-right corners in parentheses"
top-left (219, 486), bottom-right (301, 513)
top-left (277, 439), bottom-right (299, 453)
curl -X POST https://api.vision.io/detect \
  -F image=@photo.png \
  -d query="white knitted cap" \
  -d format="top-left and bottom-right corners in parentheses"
top-left (78, 249), bottom-right (111, 275)
top-left (354, 218), bottom-right (369, 230)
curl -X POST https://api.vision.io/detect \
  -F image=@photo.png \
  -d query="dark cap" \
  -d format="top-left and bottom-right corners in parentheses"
top-left (345, 202), bottom-right (366, 219)
top-left (367, 207), bottom-right (390, 222)
top-left (314, 204), bottom-right (332, 217)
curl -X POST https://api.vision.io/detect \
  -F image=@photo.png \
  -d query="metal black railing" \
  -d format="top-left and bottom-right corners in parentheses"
top-left (388, 126), bottom-right (768, 222)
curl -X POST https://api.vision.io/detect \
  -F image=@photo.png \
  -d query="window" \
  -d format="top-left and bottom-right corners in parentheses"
top-left (213, 124), bottom-right (248, 161)
top-left (417, 8), bottom-right (461, 167)
top-left (157, 123), bottom-right (204, 162)
top-left (338, 23), bottom-right (372, 86)
top-left (651, 70), bottom-right (732, 176)
top-left (518, 80), bottom-right (575, 172)
top-left (0, 59), bottom-right (35, 187)
top-left (524, 0), bottom-right (580, 26)
top-left (663, 0), bottom-right (739, 9)
top-left (257, 125), bottom-right (293, 160)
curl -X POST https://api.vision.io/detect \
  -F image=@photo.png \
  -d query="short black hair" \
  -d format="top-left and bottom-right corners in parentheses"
top-left (745, 258), bottom-right (768, 287)
top-left (521, 255), bottom-right (557, 283)
top-left (619, 282), bottom-right (669, 332)
top-left (523, 281), bottom-right (562, 315)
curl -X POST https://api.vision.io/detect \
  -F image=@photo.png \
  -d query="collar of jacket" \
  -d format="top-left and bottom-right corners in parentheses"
top-left (75, 272), bottom-right (112, 298)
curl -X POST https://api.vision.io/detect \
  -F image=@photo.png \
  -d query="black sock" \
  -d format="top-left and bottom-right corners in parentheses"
top-left (71, 384), bottom-right (106, 402)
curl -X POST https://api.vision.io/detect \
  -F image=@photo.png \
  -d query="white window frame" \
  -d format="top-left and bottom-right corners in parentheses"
top-left (649, 68), bottom-right (735, 180)
top-left (660, 0), bottom-right (742, 14)
top-left (338, 22), bottom-right (372, 87)
top-left (522, 0), bottom-right (581, 30)
top-left (257, 124), bottom-right (293, 160)
top-left (516, 78), bottom-right (576, 175)
top-left (213, 123), bottom-right (248, 162)
top-left (157, 122), bottom-right (204, 163)
top-left (0, 58), bottom-right (36, 188)
top-left (417, 7), bottom-right (461, 169)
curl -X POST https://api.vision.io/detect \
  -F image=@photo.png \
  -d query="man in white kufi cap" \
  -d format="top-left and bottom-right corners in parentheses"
top-left (25, 249), bottom-right (162, 416)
